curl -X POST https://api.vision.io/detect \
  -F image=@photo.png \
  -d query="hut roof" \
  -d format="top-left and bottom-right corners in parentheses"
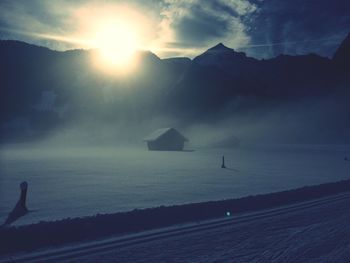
top-left (143, 128), bottom-right (188, 142)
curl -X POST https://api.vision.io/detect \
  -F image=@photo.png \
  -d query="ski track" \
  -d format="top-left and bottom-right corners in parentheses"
top-left (1, 192), bottom-right (350, 263)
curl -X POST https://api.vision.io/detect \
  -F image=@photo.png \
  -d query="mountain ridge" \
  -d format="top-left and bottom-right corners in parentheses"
top-left (1, 33), bottom-right (350, 143)
top-left (333, 33), bottom-right (350, 68)
top-left (2, 36), bottom-right (345, 63)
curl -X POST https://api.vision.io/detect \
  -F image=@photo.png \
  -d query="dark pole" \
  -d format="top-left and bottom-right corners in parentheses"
top-left (19, 181), bottom-right (28, 210)
top-left (221, 155), bottom-right (226, 168)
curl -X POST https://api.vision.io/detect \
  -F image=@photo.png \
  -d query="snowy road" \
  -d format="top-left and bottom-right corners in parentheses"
top-left (2, 192), bottom-right (350, 263)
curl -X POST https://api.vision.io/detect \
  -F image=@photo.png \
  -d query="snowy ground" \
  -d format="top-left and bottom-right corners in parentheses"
top-left (3, 192), bottom-right (349, 262)
top-left (1, 144), bottom-right (350, 225)
top-left (76, 192), bottom-right (350, 263)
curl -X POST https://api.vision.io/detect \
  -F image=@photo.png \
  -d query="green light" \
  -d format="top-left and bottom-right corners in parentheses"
top-left (226, 211), bottom-right (231, 216)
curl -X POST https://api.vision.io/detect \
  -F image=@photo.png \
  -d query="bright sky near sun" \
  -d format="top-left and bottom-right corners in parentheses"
top-left (93, 21), bottom-right (138, 66)
top-left (0, 0), bottom-right (349, 69)
top-left (68, 4), bottom-right (158, 72)
top-left (2, 3), bottom-right (165, 72)
top-left (0, 1), bottom-right (253, 63)
top-left (65, 3), bottom-right (198, 73)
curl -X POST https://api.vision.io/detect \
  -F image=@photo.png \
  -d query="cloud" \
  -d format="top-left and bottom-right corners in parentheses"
top-left (0, 0), bottom-right (258, 57)
top-left (242, 0), bottom-right (350, 58)
top-left (0, 0), bottom-right (160, 51)
top-left (0, 0), bottom-right (82, 50)
top-left (157, 0), bottom-right (258, 57)
top-left (0, 0), bottom-right (349, 58)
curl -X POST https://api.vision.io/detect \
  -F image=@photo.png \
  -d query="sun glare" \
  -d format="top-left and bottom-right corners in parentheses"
top-left (94, 21), bottom-right (138, 67)
top-left (64, 4), bottom-right (158, 74)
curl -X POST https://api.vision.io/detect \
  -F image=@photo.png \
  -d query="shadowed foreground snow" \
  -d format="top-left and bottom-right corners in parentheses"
top-left (78, 195), bottom-right (350, 263)
top-left (1, 144), bottom-right (350, 225)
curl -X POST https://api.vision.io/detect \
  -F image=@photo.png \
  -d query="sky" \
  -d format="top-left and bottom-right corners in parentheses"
top-left (0, 0), bottom-right (349, 59)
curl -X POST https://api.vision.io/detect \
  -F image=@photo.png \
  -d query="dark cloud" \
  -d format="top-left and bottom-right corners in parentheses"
top-left (173, 6), bottom-right (228, 44)
top-left (242, 0), bottom-right (350, 58)
top-left (159, 0), bottom-right (257, 56)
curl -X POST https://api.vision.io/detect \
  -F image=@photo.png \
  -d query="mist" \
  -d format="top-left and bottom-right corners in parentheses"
top-left (2, 90), bottom-right (348, 157)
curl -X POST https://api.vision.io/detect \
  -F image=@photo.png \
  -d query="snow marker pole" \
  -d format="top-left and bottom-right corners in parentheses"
top-left (19, 181), bottom-right (28, 210)
top-left (221, 155), bottom-right (226, 168)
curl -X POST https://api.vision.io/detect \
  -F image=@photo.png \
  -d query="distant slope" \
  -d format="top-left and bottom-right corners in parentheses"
top-left (1, 33), bottom-right (350, 143)
top-left (333, 33), bottom-right (350, 68)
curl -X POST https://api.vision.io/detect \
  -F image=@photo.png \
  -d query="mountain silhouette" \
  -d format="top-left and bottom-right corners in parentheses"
top-left (1, 34), bottom-right (350, 143)
top-left (333, 33), bottom-right (350, 69)
top-left (193, 42), bottom-right (255, 69)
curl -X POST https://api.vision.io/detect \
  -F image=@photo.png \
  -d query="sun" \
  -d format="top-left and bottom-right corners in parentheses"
top-left (68, 4), bottom-right (157, 74)
top-left (95, 21), bottom-right (138, 66)
top-left (88, 19), bottom-right (142, 74)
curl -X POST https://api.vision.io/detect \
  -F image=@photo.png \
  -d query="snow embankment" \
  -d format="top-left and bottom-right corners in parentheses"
top-left (1, 179), bottom-right (350, 256)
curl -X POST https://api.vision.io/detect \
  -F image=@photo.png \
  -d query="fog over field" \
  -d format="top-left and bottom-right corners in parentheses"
top-left (14, 89), bottom-right (350, 147)
top-left (2, 77), bottom-right (350, 226)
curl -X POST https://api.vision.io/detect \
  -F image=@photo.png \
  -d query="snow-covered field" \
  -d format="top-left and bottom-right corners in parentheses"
top-left (1, 144), bottom-right (350, 225)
